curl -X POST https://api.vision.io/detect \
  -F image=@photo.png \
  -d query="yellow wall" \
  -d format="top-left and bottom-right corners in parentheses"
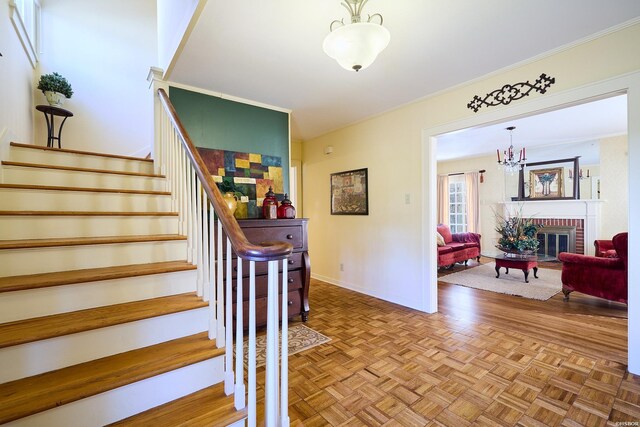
top-left (291, 140), bottom-right (303, 217)
top-left (600, 135), bottom-right (629, 238)
top-left (302, 23), bottom-right (640, 309)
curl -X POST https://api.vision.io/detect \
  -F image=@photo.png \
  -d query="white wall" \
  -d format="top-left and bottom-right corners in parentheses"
top-left (0, 0), bottom-right (35, 154)
top-left (35, 0), bottom-right (157, 156)
top-left (157, 0), bottom-right (201, 77)
top-left (600, 135), bottom-right (629, 238)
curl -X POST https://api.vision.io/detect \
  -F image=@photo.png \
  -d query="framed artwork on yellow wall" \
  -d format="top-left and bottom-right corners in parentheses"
top-left (529, 167), bottom-right (564, 198)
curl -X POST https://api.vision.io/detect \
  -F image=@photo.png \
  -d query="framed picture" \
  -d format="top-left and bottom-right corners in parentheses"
top-left (330, 168), bottom-right (369, 215)
top-left (529, 167), bottom-right (564, 198)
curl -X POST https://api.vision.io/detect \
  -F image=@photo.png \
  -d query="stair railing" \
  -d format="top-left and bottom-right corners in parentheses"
top-left (156, 87), bottom-right (292, 427)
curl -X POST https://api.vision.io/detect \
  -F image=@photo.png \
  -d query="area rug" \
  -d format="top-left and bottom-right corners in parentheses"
top-left (244, 324), bottom-right (331, 367)
top-left (439, 262), bottom-right (562, 301)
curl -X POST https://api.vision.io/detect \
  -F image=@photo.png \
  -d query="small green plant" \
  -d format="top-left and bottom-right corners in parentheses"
top-left (37, 72), bottom-right (73, 98)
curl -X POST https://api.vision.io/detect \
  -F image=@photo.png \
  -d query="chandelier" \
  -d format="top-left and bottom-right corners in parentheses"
top-left (497, 126), bottom-right (526, 174)
top-left (323, 0), bottom-right (390, 72)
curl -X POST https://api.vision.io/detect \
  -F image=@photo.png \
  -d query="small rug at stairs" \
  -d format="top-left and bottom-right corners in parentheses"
top-left (244, 324), bottom-right (331, 368)
top-left (439, 262), bottom-right (562, 301)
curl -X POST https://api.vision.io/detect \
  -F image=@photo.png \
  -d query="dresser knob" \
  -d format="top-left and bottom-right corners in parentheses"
top-left (233, 266), bottom-right (237, 272)
top-left (286, 234), bottom-right (293, 239)
top-left (288, 277), bottom-right (294, 283)
top-left (288, 300), bottom-right (293, 306)
top-left (232, 285), bottom-right (237, 291)
top-left (288, 259), bottom-right (294, 265)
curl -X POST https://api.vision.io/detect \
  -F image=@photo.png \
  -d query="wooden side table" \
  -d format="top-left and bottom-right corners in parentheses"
top-left (36, 105), bottom-right (73, 148)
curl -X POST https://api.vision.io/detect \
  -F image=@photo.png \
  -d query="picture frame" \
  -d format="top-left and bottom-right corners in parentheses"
top-left (330, 168), bottom-right (369, 215)
top-left (529, 167), bottom-right (564, 198)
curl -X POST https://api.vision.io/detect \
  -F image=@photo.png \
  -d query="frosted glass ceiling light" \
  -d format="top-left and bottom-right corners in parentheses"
top-left (323, 0), bottom-right (390, 72)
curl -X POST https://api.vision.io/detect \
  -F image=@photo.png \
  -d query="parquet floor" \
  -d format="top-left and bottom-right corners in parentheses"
top-left (256, 259), bottom-right (638, 426)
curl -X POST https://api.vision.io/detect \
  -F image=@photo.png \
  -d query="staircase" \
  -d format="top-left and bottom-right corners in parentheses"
top-left (0, 143), bottom-right (246, 426)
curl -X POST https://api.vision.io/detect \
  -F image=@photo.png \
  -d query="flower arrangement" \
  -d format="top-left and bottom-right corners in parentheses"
top-left (495, 208), bottom-right (543, 253)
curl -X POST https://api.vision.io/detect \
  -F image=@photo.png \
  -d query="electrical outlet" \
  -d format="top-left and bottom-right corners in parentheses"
top-left (340, 263), bottom-right (344, 272)
top-left (405, 193), bottom-right (411, 204)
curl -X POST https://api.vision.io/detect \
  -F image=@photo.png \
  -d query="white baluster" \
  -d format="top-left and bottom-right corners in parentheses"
top-left (217, 221), bottom-right (225, 347)
top-left (208, 203), bottom-right (216, 340)
top-left (180, 149), bottom-right (187, 236)
top-left (196, 179), bottom-right (203, 297)
top-left (265, 260), bottom-right (279, 425)
top-left (202, 194), bottom-right (210, 302)
top-left (185, 163), bottom-right (193, 263)
top-left (248, 260), bottom-right (257, 427)
top-left (281, 259), bottom-right (290, 426)
top-left (235, 257), bottom-right (246, 409)
top-left (224, 237), bottom-right (234, 395)
top-left (191, 167), bottom-right (198, 263)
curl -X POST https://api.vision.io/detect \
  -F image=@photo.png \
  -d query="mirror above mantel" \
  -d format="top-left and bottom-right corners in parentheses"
top-left (505, 156), bottom-right (600, 201)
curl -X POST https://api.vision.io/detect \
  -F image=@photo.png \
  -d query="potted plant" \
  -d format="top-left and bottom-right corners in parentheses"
top-left (37, 72), bottom-right (73, 107)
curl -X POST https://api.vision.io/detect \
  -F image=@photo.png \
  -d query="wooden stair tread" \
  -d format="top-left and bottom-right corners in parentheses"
top-left (10, 142), bottom-right (154, 163)
top-left (0, 210), bottom-right (177, 216)
top-left (0, 332), bottom-right (222, 424)
top-left (1, 161), bottom-right (165, 178)
top-left (0, 234), bottom-right (186, 250)
top-left (0, 183), bottom-right (171, 195)
top-left (109, 383), bottom-right (246, 427)
top-left (0, 261), bottom-right (196, 293)
top-left (0, 293), bottom-right (207, 348)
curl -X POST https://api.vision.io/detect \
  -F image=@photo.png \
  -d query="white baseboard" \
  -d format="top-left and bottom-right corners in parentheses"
top-left (128, 144), bottom-right (152, 159)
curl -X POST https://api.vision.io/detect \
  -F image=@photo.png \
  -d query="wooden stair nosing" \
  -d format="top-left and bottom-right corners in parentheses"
top-left (10, 142), bottom-right (154, 163)
top-left (0, 332), bottom-right (223, 425)
top-left (1, 161), bottom-right (165, 178)
top-left (0, 292), bottom-right (208, 349)
top-left (108, 382), bottom-right (247, 427)
top-left (0, 234), bottom-right (187, 250)
top-left (0, 183), bottom-right (171, 196)
top-left (0, 210), bottom-right (178, 217)
top-left (0, 261), bottom-right (196, 293)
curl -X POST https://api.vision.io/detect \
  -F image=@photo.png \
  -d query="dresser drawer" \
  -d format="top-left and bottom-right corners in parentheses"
top-left (233, 290), bottom-right (302, 327)
top-left (232, 269), bottom-right (303, 299)
top-left (230, 252), bottom-right (304, 278)
top-left (241, 225), bottom-right (304, 250)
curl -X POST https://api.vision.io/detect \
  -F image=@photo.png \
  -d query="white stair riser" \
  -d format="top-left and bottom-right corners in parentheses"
top-left (0, 215), bottom-right (179, 239)
top-left (2, 166), bottom-right (166, 191)
top-left (0, 188), bottom-right (172, 212)
top-left (0, 307), bottom-right (210, 383)
top-left (9, 146), bottom-right (155, 174)
top-left (0, 269), bottom-right (198, 323)
top-left (0, 240), bottom-right (188, 277)
top-left (5, 356), bottom-right (223, 427)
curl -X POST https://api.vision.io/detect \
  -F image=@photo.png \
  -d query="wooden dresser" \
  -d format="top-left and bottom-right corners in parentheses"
top-left (224, 218), bottom-right (310, 328)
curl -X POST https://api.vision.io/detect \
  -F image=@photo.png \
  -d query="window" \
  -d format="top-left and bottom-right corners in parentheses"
top-left (448, 176), bottom-right (467, 233)
top-left (10, 0), bottom-right (41, 67)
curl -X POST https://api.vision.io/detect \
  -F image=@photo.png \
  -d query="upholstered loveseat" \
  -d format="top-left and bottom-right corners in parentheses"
top-left (437, 224), bottom-right (481, 268)
top-left (558, 232), bottom-right (628, 304)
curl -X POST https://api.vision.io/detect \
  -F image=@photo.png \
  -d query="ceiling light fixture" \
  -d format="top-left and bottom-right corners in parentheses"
top-left (323, 0), bottom-right (390, 72)
top-left (497, 126), bottom-right (526, 174)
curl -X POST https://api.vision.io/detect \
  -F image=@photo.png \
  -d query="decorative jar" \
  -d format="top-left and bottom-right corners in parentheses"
top-left (277, 194), bottom-right (296, 219)
top-left (262, 187), bottom-right (278, 219)
top-left (223, 192), bottom-right (237, 215)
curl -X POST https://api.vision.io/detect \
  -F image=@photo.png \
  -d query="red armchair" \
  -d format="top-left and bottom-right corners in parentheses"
top-left (437, 224), bottom-right (481, 268)
top-left (558, 232), bottom-right (628, 304)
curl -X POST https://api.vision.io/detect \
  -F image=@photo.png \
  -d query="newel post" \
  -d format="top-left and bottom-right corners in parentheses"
top-left (147, 67), bottom-right (169, 175)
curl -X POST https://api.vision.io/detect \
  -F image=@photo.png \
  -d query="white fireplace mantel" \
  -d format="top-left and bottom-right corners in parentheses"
top-left (500, 199), bottom-right (603, 255)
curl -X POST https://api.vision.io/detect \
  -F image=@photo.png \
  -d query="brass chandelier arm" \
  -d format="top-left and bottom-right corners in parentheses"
top-left (368, 13), bottom-right (383, 25)
top-left (329, 19), bottom-right (345, 31)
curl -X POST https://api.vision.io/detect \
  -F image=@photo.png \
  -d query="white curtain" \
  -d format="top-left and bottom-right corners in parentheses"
top-left (465, 172), bottom-right (480, 233)
top-left (437, 175), bottom-right (449, 225)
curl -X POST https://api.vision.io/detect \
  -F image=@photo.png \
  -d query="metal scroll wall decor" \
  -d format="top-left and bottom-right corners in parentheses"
top-left (467, 73), bottom-right (556, 113)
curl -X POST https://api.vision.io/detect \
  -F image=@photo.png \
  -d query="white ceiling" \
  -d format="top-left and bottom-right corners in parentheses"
top-left (170, 0), bottom-right (640, 141)
top-left (436, 94), bottom-right (628, 164)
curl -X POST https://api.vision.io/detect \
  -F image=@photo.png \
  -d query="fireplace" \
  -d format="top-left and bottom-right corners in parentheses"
top-left (537, 226), bottom-right (576, 258)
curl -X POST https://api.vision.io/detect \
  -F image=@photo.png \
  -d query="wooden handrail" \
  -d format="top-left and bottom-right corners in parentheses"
top-left (157, 88), bottom-right (292, 262)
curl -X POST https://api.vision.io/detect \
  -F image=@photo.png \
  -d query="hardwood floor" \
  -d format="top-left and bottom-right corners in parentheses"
top-left (257, 261), bottom-right (637, 426)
